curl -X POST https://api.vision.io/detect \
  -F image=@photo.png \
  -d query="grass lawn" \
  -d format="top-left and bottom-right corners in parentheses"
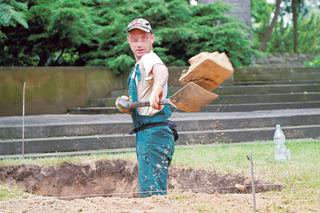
top-left (0, 139), bottom-right (319, 211)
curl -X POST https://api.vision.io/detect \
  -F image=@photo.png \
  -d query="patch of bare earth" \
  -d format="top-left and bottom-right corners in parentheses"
top-left (0, 159), bottom-right (283, 212)
top-left (1, 192), bottom-right (286, 213)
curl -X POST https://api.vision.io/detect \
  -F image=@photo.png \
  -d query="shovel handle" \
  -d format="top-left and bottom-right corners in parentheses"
top-left (129, 99), bottom-right (172, 109)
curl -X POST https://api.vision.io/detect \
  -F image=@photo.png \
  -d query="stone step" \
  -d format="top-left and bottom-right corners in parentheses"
top-left (3, 109), bottom-right (320, 139)
top-left (68, 101), bottom-right (320, 114)
top-left (168, 67), bottom-right (320, 86)
top-left (203, 101), bottom-right (320, 112)
top-left (231, 80), bottom-right (320, 85)
top-left (216, 92), bottom-right (320, 104)
top-left (233, 67), bottom-right (320, 83)
top-left (0, 134), bottom-right (135, 155)
top-left (212, 84), bottom-right (320, 94)
top-left (87, 92), bottom-right (320, 108)
top-left (1, 124), bottom-right (320, 155)
top-left (178, 124), bottom-right (320, 144)
top-left (88, 98), bottom-right (116, 107)
top-left (110, 83), bottom-right (320, 98)
top-left (67, 107), bottom-right (118, 114)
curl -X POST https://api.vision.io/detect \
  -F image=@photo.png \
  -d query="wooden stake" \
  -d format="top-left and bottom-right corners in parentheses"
top-left (247, 153), bottom-right (256, 212)
top-left (22, 82), bottom-right (26, 158)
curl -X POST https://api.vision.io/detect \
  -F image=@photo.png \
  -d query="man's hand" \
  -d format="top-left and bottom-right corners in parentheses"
top-left (115, 95), bottom-right (131, 114)
top-left (150, 84), bottom-right (163, 110)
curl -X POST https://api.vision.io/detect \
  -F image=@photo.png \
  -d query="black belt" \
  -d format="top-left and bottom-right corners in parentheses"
top-left (129, 122), bottom-right (169, 135)
top-left (129, 120), bottom-right (179, 141)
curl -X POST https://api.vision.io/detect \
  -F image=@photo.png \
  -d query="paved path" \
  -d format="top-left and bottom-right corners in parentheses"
top-left (1, 108), bottom-right (320, 127)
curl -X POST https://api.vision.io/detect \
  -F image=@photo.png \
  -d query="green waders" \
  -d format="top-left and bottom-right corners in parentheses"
top-left (128, 64), bottom-right (175, 198)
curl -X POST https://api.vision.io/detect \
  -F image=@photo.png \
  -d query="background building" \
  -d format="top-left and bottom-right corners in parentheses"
top-left (197, 0), bottom-right (251, 26)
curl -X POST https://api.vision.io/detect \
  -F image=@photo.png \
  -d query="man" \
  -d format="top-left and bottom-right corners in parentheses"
top-left (115, 18), bottom-right (175, 197)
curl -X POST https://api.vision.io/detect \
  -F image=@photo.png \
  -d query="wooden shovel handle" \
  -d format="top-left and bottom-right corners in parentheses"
top-left (130, 99), bottom-right (172, 109)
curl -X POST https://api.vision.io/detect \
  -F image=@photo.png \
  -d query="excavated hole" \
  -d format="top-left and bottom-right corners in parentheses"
top-left (0, 159), bottom-right (282, 199)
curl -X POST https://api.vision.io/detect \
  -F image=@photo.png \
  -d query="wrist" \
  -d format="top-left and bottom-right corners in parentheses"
top-left (153, 83), bottom-right (163, 90)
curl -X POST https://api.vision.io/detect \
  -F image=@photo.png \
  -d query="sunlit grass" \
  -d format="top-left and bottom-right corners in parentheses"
top-left (0, 151), bottom-right (136, 167)
top-left (171, 139), bottom-right (320, 211)
top-left (172, 139), bottom-right (320, 182)
top-left (0, 185), bottom-right (24, 201)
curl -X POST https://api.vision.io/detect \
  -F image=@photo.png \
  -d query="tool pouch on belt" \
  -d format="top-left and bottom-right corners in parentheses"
top-left (167, 120), bottom-right (179, 141)
top-left (129, 120), bottom-right (179, 141)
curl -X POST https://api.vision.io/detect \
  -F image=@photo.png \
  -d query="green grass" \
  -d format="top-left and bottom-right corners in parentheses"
top-left (0, 139), bottom-right (319, 210)
top-left (172, 139), bottom-right (320, 211)
top-left (0, 185), bottom-right (24, 201)
top-left (0, 152), bottom-right (136, 167)
top-left (172, 139), bottom-right (320, 182)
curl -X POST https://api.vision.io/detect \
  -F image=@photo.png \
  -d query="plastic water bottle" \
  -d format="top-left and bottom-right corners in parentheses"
top-left (273, 124), bottom-right (290, 161)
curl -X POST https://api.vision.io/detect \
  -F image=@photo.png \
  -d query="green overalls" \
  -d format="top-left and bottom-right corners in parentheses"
top-left (128, 64), bottom-right (175, 198)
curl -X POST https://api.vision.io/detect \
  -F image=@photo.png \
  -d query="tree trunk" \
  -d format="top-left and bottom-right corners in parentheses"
top-left (54, 48), bottom-right (65, 65)
top-left (259, 0), bottom-right (282, 51)
top-left (292, 0), bottom-right (298, 52)
top-left (38, 51), bottom-right (49, 66)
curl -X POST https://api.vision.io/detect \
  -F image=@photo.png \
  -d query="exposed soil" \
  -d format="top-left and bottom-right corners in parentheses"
top-left (1, 192), bottom-right (287, 213)
top-left (0, 159), bottom-right (281, 199)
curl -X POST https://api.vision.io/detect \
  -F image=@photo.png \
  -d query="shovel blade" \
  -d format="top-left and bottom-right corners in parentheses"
top-left (179, 52), bottom-right (234, 91)
top-left (169, 82), bottom-right (218, 112)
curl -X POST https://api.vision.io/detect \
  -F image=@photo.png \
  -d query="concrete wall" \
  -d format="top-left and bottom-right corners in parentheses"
top-left (0, 66), bottom-right (185, 116)
top-left (1, 66), bottom-right (319, 116)
top-left (0, 67), bottom-right (128, 116)
top-left (198, 0), bottom-right (251, 26)
top-left (254, 53), bottom-right (318, 67)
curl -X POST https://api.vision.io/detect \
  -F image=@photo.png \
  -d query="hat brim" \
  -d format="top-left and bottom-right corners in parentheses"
top-left (127, 26), bottom-right (152, 33)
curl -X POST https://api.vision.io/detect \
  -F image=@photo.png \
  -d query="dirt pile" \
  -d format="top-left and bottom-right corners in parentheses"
top-left (0, 159), bottom-right (282, 198)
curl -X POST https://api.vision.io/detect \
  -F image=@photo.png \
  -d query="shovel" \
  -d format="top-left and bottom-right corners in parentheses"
top-left (117, 82), bottom-right (218, 112)
top-left (179, 52), bottom-right (234, 91)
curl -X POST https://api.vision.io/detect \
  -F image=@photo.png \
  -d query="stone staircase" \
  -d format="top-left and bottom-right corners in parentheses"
top-left (68, 83), bottom-right (320, 114)
top-left (1, 67), bottom-right (320, 155)
top-left (68, 67), bottom-right (320, 114)
top-left (1, 109), bottom-right (320, 155)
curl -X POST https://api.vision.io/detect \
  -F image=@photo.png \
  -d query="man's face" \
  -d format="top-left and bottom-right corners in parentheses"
top-left (127, 29), bottom-right (154, 61)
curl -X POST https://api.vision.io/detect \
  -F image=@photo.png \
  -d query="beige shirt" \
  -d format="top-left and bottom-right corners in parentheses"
top-left (131, 52), bottom-right (168, 116)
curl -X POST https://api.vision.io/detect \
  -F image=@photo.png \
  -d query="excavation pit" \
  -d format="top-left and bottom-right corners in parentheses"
top-left (0, 159), bottom-right (282, 199)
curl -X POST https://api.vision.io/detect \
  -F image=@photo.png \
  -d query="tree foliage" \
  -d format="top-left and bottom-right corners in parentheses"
top-left (304, 55), bottom-right (320, 67)
top-left (0, 0), bottom-right (29, 38)
top-left (252, 0), bottom-right (320, 53)
top-left (0, 0), bottom-right (253, 72)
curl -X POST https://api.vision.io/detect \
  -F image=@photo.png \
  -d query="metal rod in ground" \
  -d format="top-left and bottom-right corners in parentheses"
top-left (22, 81), bottom-right (26, 158)
top-left (247, 152), bottom-right (256, 212)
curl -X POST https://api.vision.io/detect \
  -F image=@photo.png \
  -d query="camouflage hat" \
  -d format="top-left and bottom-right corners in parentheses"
top-left (127, 18), bottom-right (153, 33)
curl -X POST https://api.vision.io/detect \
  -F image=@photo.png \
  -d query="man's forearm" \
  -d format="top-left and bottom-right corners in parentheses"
top-left (149, 63), bottom-right (168, 109)
top-left (152, 64), bottom-right (169, 88)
